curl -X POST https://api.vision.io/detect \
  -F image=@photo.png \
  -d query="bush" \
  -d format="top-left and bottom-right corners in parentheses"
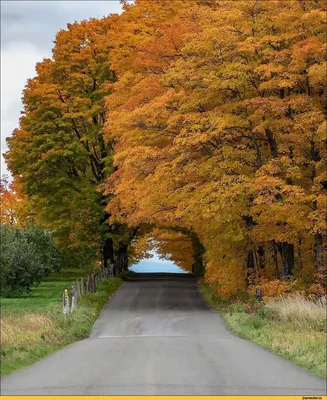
top-left (0, 225), bottom-right (64, 297)
top-left (249, 279), bottom-right (293, 299)
top-left (120, 270), bottom-right (132, 280)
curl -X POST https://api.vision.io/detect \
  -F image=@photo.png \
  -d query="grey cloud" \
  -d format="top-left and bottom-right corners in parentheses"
top-left (1, 1), bottom-right (122, 52)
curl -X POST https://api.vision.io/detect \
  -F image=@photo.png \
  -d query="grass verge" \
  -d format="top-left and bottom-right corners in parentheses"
top-left (1, 269), bottom-right (123, 376)
top-left (199, 280), bottom-right (326, 378)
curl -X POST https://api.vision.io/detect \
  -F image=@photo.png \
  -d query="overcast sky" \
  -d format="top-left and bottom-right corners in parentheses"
top-left (1, 1), bottom-right (123, 179)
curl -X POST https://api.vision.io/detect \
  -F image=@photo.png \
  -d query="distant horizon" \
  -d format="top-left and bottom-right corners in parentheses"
top-left (129, 251), bottom-right (188, 274)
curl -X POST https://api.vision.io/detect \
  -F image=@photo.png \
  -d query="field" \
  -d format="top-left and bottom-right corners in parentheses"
top-left (199, 281), bottom-right (327, 378)
top-left (1, 268), bottom-right (123, 375)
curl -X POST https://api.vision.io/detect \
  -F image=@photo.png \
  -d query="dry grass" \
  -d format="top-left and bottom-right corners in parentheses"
top-left (1, 277), bottom-right (123, 376)
top-left (199, 280), bottom-right (326, 377)
top-left (265, 295), bottom-right (326, 332)
top-left (1, 314), bottom-right (54, 349)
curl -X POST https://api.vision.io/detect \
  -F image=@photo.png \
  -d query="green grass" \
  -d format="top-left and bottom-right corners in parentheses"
top-left (199, 280), bottom-right (327, 378)
top-left (1, 267), bottom-right (94, 314)
top-left (1, 268), bottom-right (123, 376)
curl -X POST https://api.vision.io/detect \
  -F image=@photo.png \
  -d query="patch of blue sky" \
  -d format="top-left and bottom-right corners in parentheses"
top-left (129, 250), bottom-right (187, 273)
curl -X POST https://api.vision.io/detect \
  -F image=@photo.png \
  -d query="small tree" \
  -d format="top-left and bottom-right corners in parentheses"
top-left (0, 225), bottom-right (64, 297)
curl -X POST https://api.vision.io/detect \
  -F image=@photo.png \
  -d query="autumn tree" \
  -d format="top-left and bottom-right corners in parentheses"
top-left (129, 226), bottom-right (202, 274)
top-left (5, 17), bottom-right (131, 268)
top-left (105, 0), bottom-right (326, 297)
top-left (0, 176), bottom-right (18, 226)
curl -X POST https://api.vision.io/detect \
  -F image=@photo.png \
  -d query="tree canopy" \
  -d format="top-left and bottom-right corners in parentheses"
top-left (5, 0), bottom-right (326, 298)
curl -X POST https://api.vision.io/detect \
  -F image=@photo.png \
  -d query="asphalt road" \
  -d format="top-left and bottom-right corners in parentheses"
top-left (1, 273), bottom-right (326, 395)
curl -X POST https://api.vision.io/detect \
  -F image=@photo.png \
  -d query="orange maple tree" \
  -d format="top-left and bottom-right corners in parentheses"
top-left (104, 0), bottom-right (326, 297)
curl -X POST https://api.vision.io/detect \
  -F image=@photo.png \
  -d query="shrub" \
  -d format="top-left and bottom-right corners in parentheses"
top-left (309, 279), bottom-right (327, 298)
top-left (249, 279), bottom-right (293, 300)
top-left (0, 225), bottom-right (64, 297)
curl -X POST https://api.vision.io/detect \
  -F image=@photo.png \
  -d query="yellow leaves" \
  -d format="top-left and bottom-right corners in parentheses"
top-left (250, 279), bottom-right (292, 299)
top-left (204, 252), bottom-right (245, 299)
top-left (5, 0), bottom-right (326, 298)
top-left (316, 121), bottom-right (327, 142)
top-left (255, 64), bottom-right (287, 81)
top-left (250, 174), bottom-right (306, 206)
top-left (0, 181), bottom-right (19, 226)
top-left (104, 0), bottom-right (327, 297)
top-left (248, 175), bottom-right (311, 243)
top-left (290, 37), bottom-right (326, 73)
top-left (237, 36), bottom-right (261, 55)
top-left (293, 110), bottom-right (325, 139)
top-left (308, 62), bottom-right (327, 87)
top-left (0, 177), bottom-right (33, 227)
top-left (259, 77), bottom-right (295, 91)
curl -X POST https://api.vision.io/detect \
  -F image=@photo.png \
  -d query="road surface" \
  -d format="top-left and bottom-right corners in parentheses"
top-left (1, 273), bottom-right (326, 395)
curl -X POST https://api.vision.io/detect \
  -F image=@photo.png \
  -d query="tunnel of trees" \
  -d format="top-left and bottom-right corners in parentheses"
top-left (128, 226), bottom-right (205, 275)
top-left (3, 0), bottom-right (326, 299)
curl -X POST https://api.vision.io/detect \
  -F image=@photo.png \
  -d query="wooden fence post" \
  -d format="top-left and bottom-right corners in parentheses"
top-left (75, 280), bottom-right (81, 299)
top-left (63, 289), bottom-right (70, 315)
top-left (256, 287), bottom-right (262, 302)
top-left (61, 256), bottom-right (125, 315)
top-left (81, 278), bottom-right (84, 296)
top-left (92, 273), bottom-right (96, 292)
top-left (71, 285), bottom-right (78, 312)
top-left (86, 275), bottom-right (90, 292)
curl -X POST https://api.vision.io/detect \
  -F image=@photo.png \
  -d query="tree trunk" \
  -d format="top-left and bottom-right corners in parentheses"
top-left (272, 241), bottom-right (280, 279)
top-left (265, 129), bottom-right (278, 158)
top-left (276, 242), bottom-right (294, 280)
top-left (257, 246), bottom-right (265, 278)
top-left (102, 238), bottom-right (114, 269)
top-left (190, 232), bottom-right (205, 276)
top-left (251, 133), bottom-right (262, 169)
top-left (116, 244), bottom-right (129, 271)
top-left (246, 250), bottom-right (255, 288)
top-left (314, 233), bottom-right (324, 274)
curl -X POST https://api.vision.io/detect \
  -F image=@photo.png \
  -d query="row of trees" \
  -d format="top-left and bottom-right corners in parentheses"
top-left (105, 0), bottom-right (326, 297)
top-left (5, 0), bottom-right (327, 298)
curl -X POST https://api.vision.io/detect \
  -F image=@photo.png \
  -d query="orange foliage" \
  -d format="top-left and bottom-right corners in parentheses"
top-left (4, 0), bottom-right (327, 298)
top-left (0, 177), bottom-right (32, 227)
top-left (249, 279), bottom-right (293, 300)
top-left (105, 0), bottom-right (326, 298)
